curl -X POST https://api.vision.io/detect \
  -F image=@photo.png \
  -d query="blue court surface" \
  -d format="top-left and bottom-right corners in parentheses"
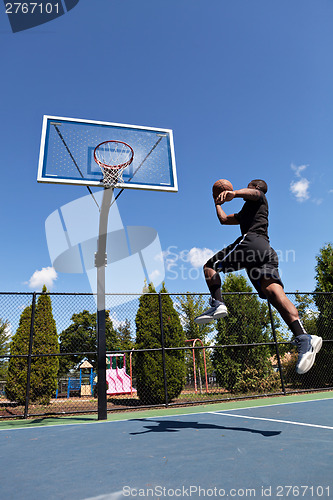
top-left (0, 393), bottom-right (332, 500)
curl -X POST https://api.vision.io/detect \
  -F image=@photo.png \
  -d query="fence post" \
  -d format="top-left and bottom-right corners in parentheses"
top-left (158, 293), bottom-right (169, 406)
top-left (267, 300), bottom-right (286, 395)
top-left (24, 292), bottom-right (37, 419)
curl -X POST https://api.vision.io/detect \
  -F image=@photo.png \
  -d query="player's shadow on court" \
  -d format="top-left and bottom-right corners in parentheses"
top-left (129, 419), bottom-right (281, 437)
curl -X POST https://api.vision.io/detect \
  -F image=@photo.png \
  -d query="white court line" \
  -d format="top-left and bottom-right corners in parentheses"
top-left (0, 397), bottom-right (332, 432)
top-left (210, 412), bottom-right (333, 430)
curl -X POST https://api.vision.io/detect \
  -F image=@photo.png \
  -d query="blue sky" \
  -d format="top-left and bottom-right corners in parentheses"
top-left (1, 0), bottom-right (333, 295)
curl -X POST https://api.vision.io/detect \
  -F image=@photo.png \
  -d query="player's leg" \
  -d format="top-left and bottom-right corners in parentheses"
top-left (194, 245), bottom-right (240, 324)
top-left (246, 235), bottom-right (322, 375)
top-left (260, 279), bottom-right (298, 324)
top-left (204, 265), bottom-right (223, 302)
top-left (261, 278), bottom-right (322, 374)
top-left (194, 264), bottom-right (228, 324)
top-left (195, 236), bottom-right (247, 324)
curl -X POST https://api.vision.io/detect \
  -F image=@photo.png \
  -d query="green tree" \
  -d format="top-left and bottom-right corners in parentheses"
top-left (116, 319), bottom-right (135, 352)
top-left (212, 274), bottom-right (280, 393)
top-left (314, 243), bottom-right (333, 345)
top-left (6, 286), bottom-right (60, 405)
top-left (59, 309), bottom-right (119, 376)
top-left (0, 319), bottom-right (10, 381)
top-left (6, 306), bottom-right (32, 404)
top-left (135, 283), bottom-right (186, 404)
top-left (315, 243), bottom-right (333, 294)
top-left (302, 243), bottom-right (333, 387)
top-left (30, 286), bottom-right (60, 404)
top-left (315, 244), bottom-right (333, 342)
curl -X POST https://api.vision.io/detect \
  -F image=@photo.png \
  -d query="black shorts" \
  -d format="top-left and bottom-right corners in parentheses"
top-left (205, 232), bottom-right (284, 299)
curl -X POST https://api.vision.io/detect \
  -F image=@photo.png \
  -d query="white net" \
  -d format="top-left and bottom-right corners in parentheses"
top-left (101, 165), bottom-right (126, 188)
top-left (94, 141), bottom-right (134, 187)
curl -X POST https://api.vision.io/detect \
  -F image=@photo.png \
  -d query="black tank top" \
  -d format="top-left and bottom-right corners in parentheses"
top-left (235, 191), bottom-right (269, 240)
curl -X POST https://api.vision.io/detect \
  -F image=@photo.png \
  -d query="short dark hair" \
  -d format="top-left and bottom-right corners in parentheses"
top-left (251, 179), bottom-right (267, 194)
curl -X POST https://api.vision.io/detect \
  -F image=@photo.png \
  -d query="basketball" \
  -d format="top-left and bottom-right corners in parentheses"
top-left (212, 179), bottom-right (233, 198)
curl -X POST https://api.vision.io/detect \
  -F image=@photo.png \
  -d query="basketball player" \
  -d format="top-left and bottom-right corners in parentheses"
top-left (194, 179), bottom-right (322, 375)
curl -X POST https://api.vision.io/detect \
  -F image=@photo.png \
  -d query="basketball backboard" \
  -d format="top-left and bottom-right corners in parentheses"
top-left (37, 115), bottom-right (178, 191)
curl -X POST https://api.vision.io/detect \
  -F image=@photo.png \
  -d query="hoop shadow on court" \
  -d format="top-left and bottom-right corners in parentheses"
top-left (129, 418), bottom-right (281, 437)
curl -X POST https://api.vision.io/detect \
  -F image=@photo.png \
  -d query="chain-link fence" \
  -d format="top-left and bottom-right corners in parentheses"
top-left (0, 291), bottom-right (332, 419)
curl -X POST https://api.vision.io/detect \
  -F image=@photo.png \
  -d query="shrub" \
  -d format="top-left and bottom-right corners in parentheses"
top-left (233, 366), bottom-right (281, 394)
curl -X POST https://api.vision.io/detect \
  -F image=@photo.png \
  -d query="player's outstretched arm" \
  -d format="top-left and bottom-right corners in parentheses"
top-left (233, 188), bottom-right (261, 201)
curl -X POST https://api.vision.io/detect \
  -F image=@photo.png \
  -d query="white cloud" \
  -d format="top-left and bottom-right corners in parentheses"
top-left (290, 178), bottom-right (310, 202)
top-left (188, 247), bottom-right (214, 268)
top-left (291, 163), bottom-right (308, 177)
top-left (27, 267), bottom-right (57, 290)
top-left (290, 164), bottom-right (311, 202)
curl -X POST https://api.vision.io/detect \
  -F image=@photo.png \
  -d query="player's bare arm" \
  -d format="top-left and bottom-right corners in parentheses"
top-left (215, 187), bottom-right (260, 206)
top-left (214, 204), bottom-right (239, 225)
top-left (213, 191), bottom-right (238, 225)
top-left (233, 187), bottom-right (261, 201)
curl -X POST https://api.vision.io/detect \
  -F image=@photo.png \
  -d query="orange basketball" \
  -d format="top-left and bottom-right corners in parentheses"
top-left (212, 179), bottom-right (233, 198)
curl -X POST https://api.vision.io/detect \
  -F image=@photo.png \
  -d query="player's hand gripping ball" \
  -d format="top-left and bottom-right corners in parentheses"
top-left (212, 179), bottom-right (233, 199)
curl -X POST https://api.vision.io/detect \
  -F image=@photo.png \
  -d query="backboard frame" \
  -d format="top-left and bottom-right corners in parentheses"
top-left (37, 115), bottom-right (178, 192)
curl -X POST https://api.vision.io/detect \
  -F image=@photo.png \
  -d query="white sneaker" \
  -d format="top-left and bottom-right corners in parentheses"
top-left (295, 334), bottom-right (323, 374)
top-left (194, 298), bottom-right (228, 325)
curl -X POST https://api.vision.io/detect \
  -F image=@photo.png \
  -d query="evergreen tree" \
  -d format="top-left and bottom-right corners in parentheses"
top-left (7, 288), bottom-right (60, 405)
top-left (135, 283), bottom-right (186, 404)
top-left (59, 309), bottom-right (119, 376)
top-left (30, 286), bottom-right (60, 404)
top-left (0, 319), bottom-right (10, 381)
top-left (6, 306), bottom-right (32, 404)
top-left (212, 274), bottom-right (280, 393)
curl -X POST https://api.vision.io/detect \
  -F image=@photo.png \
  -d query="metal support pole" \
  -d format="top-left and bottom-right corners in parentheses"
top-left (267, 300), bottom-right (286, 395)
top-left (96, 187), bottom-right (113, 420)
